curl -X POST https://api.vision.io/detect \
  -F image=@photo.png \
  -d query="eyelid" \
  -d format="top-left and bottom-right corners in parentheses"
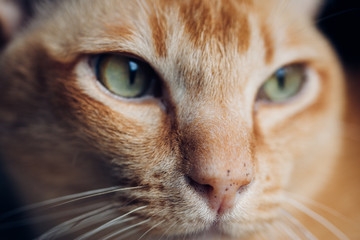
top-left (89, 52), bottom-right (162, 79)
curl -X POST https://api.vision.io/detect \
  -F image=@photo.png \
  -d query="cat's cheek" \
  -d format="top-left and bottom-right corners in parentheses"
top-left (46, 60), bottom-right (173, 164)
top-left (251, 68), bottom-right (337, 195)
top-left (252, 67), bottom-right (343, 198)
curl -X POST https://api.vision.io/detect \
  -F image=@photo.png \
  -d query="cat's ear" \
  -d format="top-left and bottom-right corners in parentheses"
top-left (290, 0), bottom-right (325, 18)
top-left (0, 0), bottom-right (27, 49)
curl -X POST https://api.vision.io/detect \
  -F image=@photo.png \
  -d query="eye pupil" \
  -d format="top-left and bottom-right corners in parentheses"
top-left (128, 60), bottom-right (138, 85)
top-left (276, 68), bottom-right (286, 89)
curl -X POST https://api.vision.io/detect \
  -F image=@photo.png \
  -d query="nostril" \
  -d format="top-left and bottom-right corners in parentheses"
top-left (186, 176), bottom-right (213, 195)
top-left (237, 184), bottom-right (249, 194)
top-left (185, 174), bottom-right (252, 214)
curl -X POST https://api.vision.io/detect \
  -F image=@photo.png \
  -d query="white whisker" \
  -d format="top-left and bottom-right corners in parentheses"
top-left (37, 205), bottom-right (113, 240)
top-left (280, 209), bottom-right (317, 240)
top-left (75, 205), bottom-right (147, 240)
top-left (102, 218), bottom-right (151, 240)
top-left (0, 202), bottom-right (106, 230)
top-left (76, 216), bottom-right (137, 240)
top-left (286, 198), bottom-right (350, 240)
top-left (54, 208), bottom-right (118, 236)
top-left (115, 227), bottom-right (146, 240)
top-left (138, 220), bottom-right (165, 240)
top-left (0, 186), bottom-right (141, 220)
top-left (158, 221), bottom-right (177, 240)
top-left (286, 192), bottom-right (348, 221)
top-left (52, 186), bottom-right (144, 208)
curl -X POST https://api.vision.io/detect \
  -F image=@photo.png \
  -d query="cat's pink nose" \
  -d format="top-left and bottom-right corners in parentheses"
top-left (187, 169), bottom-right (252, 214)
top-left (181, 114), bottom-right (254, 214)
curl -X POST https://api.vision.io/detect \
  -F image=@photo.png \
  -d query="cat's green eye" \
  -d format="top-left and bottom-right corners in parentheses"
top-left (96, 55), bottom-right (158, 98)
top-left (259, 65), bottom-right (306, 102)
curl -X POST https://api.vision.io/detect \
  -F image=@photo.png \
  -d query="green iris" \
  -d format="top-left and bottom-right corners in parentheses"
top-left (97, 55), bottom-right (152, 98)
top-left (261, 65), bottom-right (305, 102)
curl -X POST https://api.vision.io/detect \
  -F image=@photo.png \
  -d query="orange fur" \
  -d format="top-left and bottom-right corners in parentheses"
top-left (0, 0), bottom-right (359, 239)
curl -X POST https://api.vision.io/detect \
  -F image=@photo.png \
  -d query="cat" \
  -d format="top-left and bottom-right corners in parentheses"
top-left (0, 0), bottom-right (359, 239)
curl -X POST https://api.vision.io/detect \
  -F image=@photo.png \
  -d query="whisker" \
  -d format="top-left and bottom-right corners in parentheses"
top-left (74, 216), bottom-right (137, 240)
top-left (0, 202), bottom-right (106, 230)
top-left (280, 209), bottom-right (317, 240)
top-left (102, 218), bottom-right (151, 240)
top-left (0, 186), bottom-right (142, 221)
top-left (286, 192), bottom-right (349, 221)
top-left (52, 186), bottom-right (144, 208)
top-left (158, 222), bottom-right (177, 240)
top-left (274, 221), bottom-right (302, 240)
top-left (62, 210), bottom-right (118, 236)
top-left (37, 205), bottom-right (114, 240)
top-left (138, 220), bottom-right (165, 240)
top-left (286, 198), bottom-right (350, 240)
top-left (114, 227), bottom-right (143, 240)
top-left (75, 205), bottom-right (147, 240)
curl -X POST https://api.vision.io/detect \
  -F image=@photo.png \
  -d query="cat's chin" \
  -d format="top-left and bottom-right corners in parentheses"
top-left (164, 222), bottom-right (250, 240)
top-left (167, 226), bottom-right (230, 240)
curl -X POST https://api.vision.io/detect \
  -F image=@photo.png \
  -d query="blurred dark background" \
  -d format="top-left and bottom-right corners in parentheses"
top-left (0, 0), bottom-right (359, 239)
top-left (319, 0), bottom-right (360, 68)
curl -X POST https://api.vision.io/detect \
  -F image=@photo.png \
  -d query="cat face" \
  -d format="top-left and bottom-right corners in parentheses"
top-left (0, 0), bottom-right (345, 239)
